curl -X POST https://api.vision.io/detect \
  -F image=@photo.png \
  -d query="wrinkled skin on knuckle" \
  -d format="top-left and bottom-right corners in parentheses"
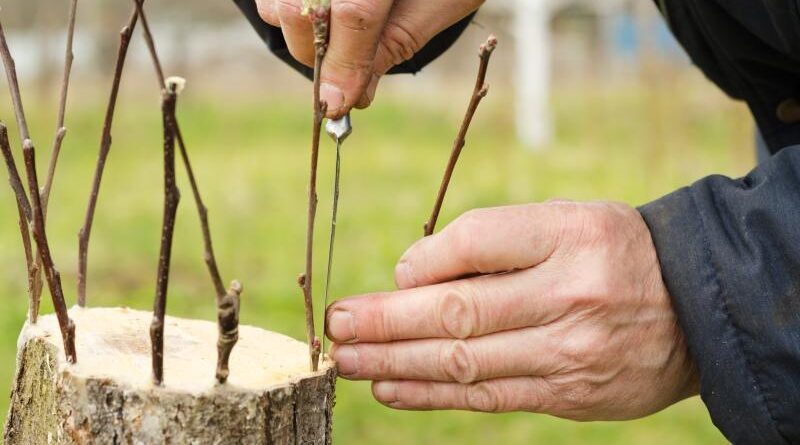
top-left (441, 340), bottom-right (479, 384)
top-left (466, 382), bottom-right (501, 412)
top-left (449, 208), bottom-right (486, 270)
top-left (437, 286), bottom-right (479, 339)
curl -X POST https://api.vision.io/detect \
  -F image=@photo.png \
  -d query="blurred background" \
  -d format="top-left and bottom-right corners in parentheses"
top-left (0, 0), bottom-right (751, 443)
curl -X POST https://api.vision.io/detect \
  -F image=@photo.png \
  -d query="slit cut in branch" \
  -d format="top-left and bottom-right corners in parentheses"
top-left (299, 0), bottom-right (331, 372)
top-left (423, 35), bottom-right (497, 237)
top-left (134, 0), bottom-right (240, 382)
top-left (150, 80), bottom-right (182, 386)
top-left (22, 139), bottom-right (77, 363)
top-left (78, 8), bottom-right (139, 307)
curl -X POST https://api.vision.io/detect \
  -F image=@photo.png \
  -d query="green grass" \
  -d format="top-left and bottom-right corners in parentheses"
top-left (0, 77), bottom-right (749, 444)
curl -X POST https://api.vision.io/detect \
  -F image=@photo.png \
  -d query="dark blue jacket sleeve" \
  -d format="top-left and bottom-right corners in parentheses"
top-left (639, 147), bottom-right (800, 444)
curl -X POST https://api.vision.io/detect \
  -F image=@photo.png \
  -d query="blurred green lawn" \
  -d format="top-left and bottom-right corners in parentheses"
top-left (0, 76), bottom-right (749, 444)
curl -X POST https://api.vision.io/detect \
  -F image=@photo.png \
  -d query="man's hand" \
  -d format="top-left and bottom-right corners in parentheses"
top-left (255, 0), bottom-right (483, 118)
top-left (326, 201), bottom-right (699, 420)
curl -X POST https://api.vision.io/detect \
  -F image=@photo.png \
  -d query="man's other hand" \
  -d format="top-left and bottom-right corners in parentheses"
top-left (255, 0), bottom-right (483, 118)
top-left (326, 201), bottom-right (699, 420)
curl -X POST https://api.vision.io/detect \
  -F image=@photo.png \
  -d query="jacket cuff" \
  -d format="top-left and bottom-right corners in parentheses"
top-left (639, 189), bottom-right (787, 444)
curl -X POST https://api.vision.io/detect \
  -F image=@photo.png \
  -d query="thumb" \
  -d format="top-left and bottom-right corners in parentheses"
top-left (320, 0), bottom-right (394, 118)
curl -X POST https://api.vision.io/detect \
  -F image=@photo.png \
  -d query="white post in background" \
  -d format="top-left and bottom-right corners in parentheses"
top-left (514, 0), bottom-right (552, 149)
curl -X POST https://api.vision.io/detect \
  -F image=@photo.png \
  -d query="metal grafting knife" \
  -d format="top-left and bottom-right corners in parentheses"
top-left (322, 113), bottom-right (352, 353)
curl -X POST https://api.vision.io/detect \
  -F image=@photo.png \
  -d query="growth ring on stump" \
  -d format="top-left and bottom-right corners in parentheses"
top-left (4, 307), bottom-right (336, 444)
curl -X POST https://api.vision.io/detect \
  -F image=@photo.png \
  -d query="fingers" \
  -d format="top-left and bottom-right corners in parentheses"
top-left (255, 0), bottom-right (279, 26)
top-left (320, 0), bottom-right (394, 117)
top-left (395, 204), bottom-right (570, 289)
top-left (331, 326), bottom-right (559, 383)
top-left (327, 268), bottom-right (569, 344)
top-left (371, 377), bottom-right (554, 413)
top-left (276, 0), bottom-right (315, 67)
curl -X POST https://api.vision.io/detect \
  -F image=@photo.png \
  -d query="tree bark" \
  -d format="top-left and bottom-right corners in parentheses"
top-left (4, 307), bottom-right (336, 445)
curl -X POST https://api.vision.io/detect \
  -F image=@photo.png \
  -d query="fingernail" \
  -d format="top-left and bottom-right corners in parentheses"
top-left (333, 345), bottom-right (359, 376)
top-left (373, 381), bottom-right (398, 404)
top-left (320, 82), bottom-right (345, 117)
top-left (327, 309), bottom-right (356, 343)
top-left (394, 261), bottom-right (416, 289)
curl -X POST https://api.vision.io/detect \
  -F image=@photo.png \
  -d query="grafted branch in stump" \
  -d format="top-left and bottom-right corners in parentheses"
top-left (78, 8), bottom-right (139, 307)
top-left (22, 139), bottom-right (77, 363)
top-left (424, 35), bottom-right (497, 237)
top-left (151, 81), bottom-right (181, 386)
top-left (298, 0), bottom-right (331, 372)
top-left (134, 0), bottom-right (241, 382)
top-left (0, 17), bottom-right (43, 322)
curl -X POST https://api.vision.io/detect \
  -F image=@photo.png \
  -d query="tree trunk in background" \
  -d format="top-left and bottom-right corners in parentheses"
top-left (3, 308), bottom-right (336, 445)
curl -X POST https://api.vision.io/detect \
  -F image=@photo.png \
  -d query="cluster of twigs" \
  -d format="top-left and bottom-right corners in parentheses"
top-left (298, 0), bottom-right (331, 373)
top-left (0, 3), bottom-right (78, 363)
top-left (424, 35), bottom-right (497, 236)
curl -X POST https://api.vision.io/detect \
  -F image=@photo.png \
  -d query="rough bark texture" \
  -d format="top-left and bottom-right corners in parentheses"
top-left (4, 308), bottom-right (336, 445)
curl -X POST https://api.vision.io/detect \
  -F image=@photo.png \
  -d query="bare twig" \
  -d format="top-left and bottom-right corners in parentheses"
top-left (22, 139), bottom-right (76, 363)
top-left (298, 0), bottom-right (331, 372)
top-left (150, 81), bottom-right (181, 386)
top-left (134, 0), bottom-right (241, 381)
top-left (134, 0), bottom-right (226, 298)
top-left (41, 0), bottom-right (78, 212)
top-left (0, 124), bottom-right (39, 321)
top-left (78, 8), bottom-right (139, 307)
top-left (0, 17), bottom-right (45, 322)
top-left (216, 280), bottom-right (242, 383)
top-left (424, 35), bottom-right (497, 237)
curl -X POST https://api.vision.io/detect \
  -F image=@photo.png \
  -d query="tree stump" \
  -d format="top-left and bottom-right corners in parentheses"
top-left (3, 307), bottom-right (336, 445)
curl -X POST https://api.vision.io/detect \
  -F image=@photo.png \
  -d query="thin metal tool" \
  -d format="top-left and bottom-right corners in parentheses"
top-left (322, 113), bottom-right (352, 353)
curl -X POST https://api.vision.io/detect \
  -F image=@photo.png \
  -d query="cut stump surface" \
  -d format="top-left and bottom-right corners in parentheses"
top-left (3, 307), bottom-right (336, 444)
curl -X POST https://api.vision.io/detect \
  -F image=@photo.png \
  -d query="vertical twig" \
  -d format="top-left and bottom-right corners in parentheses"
top-left (150, 80), bottom-right (182, 386)
top-left (77, 8), bottom-right (139, 307)
top-left (41, 0), bottom-right (78, 212)
top-left (0, 124), bottom-right (38, 321)
top-left (134, 0), bottom-right (226, 298)
top-left (22, 139), bottom-right (77, 363)
top-left (134, 0), bottom-right (241, 382)
top-left (298, 0), bottom-right (331, 372)
top-left (0, 16), bottom-right (45, 323)
top-left (424, 35), bottom-right (497, 236)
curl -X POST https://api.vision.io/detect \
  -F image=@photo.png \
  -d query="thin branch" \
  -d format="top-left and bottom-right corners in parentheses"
top-left (150, 81), bottom-right (181, 386)
top-left (0, 124), bottom-right (39, 322)
top-left (216, 280), bottom-right (242, 384)
top-left (0, 17), bottom-right (45, 323)
top-left (0, 19), bottom-right (30, 142)
top-left (41, 0), bottom-right (79, 213)
top-left (77, 8), bottom-right (139, 307)
top-left (298, 1), bottom-right (331, 372)
top-left (22, 139), bottom-right (76, 363)
top-left (135, 0), bottom-right (226, 298)
top-left (424, 35), bottom-right (497, 237)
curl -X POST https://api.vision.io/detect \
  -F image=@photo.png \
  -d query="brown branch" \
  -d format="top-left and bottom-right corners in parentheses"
top-left (0, 18), bottom-right (46, 322)
top-left (22, 139), bottom-right (76, 363)
top-left (298, 3), bottom-right (331, 372)
top-left (41, 0), bottom-right (78, 213)
top-left (150, 82), bottom-right (181, 386)
top-left (134, 0), bottom-right (226, 298)
top-left (77, 8), bottom-right (139, 307)
top-left (424, 35), bottom-right (497, 237)
top-left (0, 124), bottom-right (39, 321)
top-left (216, 280), bottom-right (242, 384)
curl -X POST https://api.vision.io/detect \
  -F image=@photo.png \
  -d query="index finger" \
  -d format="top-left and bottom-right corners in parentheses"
top-left (326, 267), bottom-right (567, 344)
top-left (395, 203), bottom-right (572, 289)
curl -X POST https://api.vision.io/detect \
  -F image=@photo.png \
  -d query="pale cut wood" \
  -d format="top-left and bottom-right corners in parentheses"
top-left (3, 307), bottom-right (336, 445)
